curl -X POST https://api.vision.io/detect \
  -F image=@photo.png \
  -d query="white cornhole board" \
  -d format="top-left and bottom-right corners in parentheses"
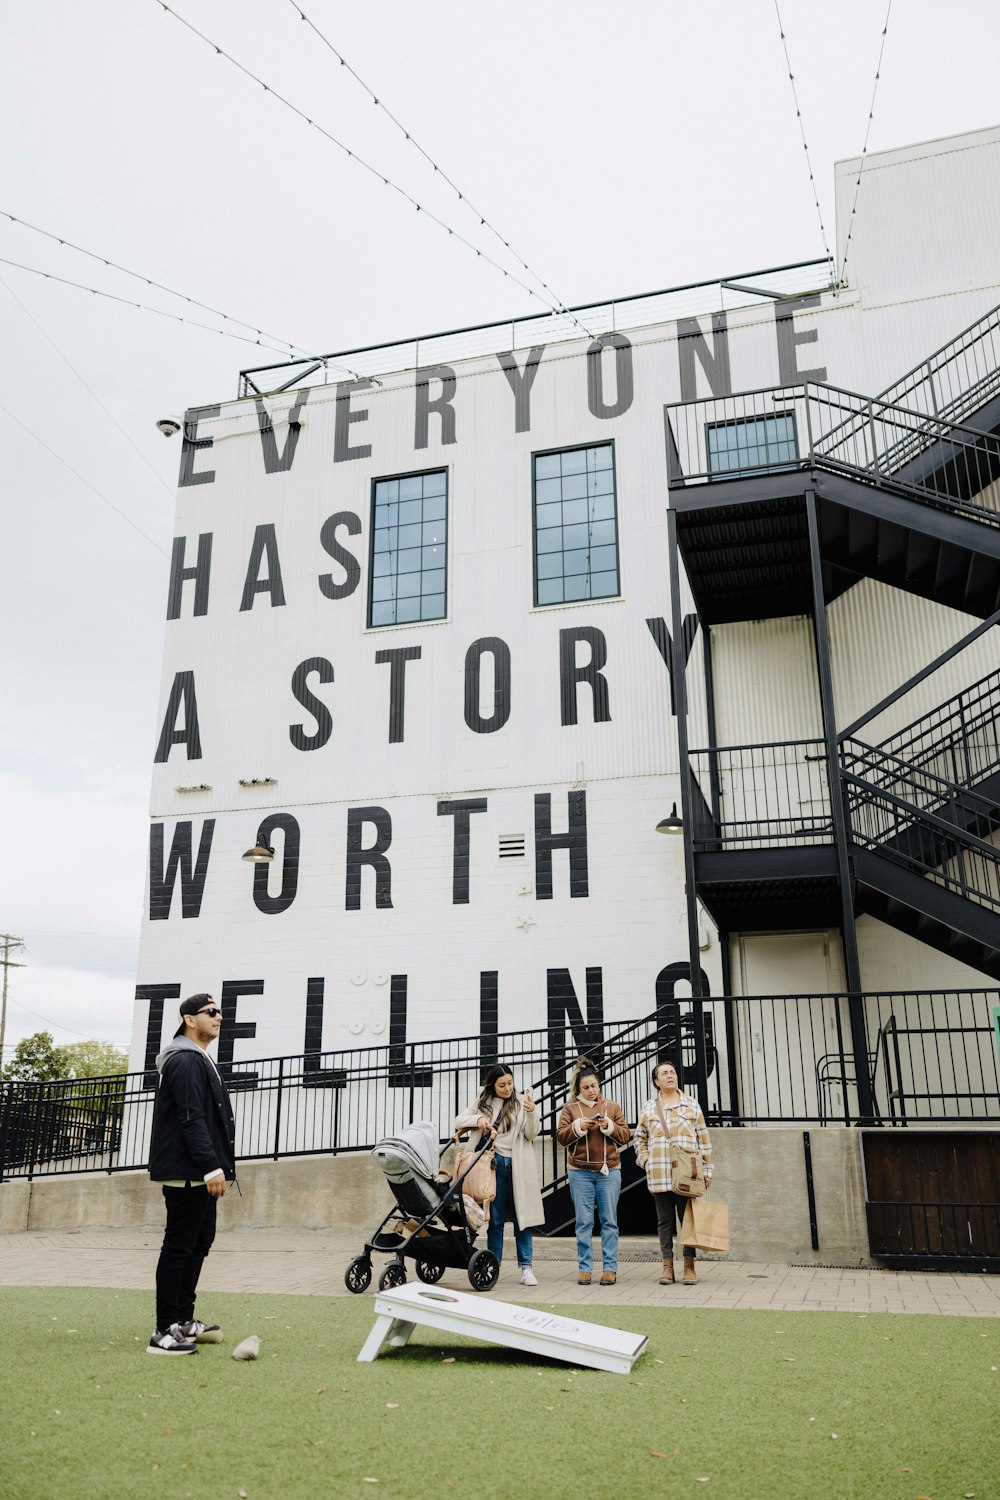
top-left (357, 1282), bottom-right (647, 1375)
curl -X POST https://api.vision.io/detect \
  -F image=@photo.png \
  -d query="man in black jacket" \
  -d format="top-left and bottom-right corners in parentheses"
top-left (146, 994), bottom-right (236, 1355)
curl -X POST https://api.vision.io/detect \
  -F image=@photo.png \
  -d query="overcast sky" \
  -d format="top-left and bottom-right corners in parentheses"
top-left (2, 0), bottom-right (999, 1058)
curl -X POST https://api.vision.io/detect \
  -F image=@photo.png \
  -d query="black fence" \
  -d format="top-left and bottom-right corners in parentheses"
top-left (3, 990), bottom-right (999, 1182)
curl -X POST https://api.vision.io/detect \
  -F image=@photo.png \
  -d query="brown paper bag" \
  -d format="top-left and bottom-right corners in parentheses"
top-left (680, 1196), bottom-right (730, 1253)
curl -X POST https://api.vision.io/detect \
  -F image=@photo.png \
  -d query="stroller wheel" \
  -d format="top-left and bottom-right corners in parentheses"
top-left (467, 1249), bottom-right (500, 1292)
top-left (344, 1256), bottom-right (372, 1294)
top-left (415, 1260), bottom-right (446, 1284)
top-left (378, 1261), bottom-right (407, 1291)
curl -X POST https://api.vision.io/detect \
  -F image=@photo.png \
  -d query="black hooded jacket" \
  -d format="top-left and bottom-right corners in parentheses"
top-left (148, 1038), bottom-right (236, 1183)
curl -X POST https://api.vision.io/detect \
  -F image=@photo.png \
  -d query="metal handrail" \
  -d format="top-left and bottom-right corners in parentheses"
top-left (665, 380), bottom-right (1000, 532)
top-left (237, 258), bottom-right (833, 395)
top-left (876, 301), bottom-right (1000, 421)
top-left (842, 738), bottom-right (1000, 816)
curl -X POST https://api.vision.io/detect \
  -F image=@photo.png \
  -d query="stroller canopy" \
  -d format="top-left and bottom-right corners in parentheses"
top-left (372, 1119), bottom-right (440, 1181)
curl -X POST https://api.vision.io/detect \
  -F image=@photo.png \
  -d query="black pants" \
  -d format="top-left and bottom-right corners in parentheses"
top-left (155, 1186), bottom-right (217, 1331)
top-left (653, 1192), bottom-right (696, 1259)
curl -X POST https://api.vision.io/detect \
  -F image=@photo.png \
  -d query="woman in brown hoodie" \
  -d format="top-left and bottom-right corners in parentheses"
top-left (556, 1058), bottom-right (631, 1285)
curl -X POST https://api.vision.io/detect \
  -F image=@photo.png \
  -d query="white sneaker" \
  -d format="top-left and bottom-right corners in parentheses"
top-left (519, 1267), bottom-right (538, 1286)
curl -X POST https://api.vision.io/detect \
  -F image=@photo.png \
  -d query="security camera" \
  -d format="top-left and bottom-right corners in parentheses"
top-left (156, 415), bottom-right (182, 437)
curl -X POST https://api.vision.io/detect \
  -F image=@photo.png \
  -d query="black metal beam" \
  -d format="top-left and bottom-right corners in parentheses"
top-left (805, 487), bottom-right (876, 1124)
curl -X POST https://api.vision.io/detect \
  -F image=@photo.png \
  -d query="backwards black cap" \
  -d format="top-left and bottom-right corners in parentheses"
top-left (173, 993), bottom-right (215, 1038)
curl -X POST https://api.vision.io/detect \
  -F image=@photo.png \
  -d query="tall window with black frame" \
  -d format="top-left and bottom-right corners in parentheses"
top-left (369, 470), bottom-right (448, 626)
top-left (533, 443), bottom-right (620, 605)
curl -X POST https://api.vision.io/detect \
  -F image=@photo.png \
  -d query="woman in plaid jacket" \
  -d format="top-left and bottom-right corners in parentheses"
top-left (633, 1060), bottom-right (713, 1286)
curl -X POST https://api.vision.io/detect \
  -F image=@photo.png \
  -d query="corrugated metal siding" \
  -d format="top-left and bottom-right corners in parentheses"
top-left (835, 126), bottom-right (1000, 299)
top-left (827, 579), bottom-right (997, 742)
top-left (707, 616), bottom-right (822, 747)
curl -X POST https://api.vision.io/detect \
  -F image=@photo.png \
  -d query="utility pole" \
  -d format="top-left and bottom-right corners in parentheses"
top-left (0, 934), bottom-right (25, 1070)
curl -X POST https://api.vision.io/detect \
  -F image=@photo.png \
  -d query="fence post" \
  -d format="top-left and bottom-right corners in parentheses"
top-left (408, 1043), bottom-right (416, 1124)
top-left (868, 400), bottom-right (881, 478)
top-left (272, 1058), bottom-right (285, 1160)
top-left (27, 1082), bottom-right (45, 1180)
top-left (0, 1081), bottom-right (12, 1179)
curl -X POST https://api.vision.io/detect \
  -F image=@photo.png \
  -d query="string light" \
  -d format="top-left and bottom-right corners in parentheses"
top-left (155, 2), bottom-right (595, 339)
top-left (286, 0), bottom-right (595, 342)
top-left (0, 252), bottom-right (303, 358)
top-left (840, 1), bottom-right (893, 289)
top-left (772, 2), bottom-right (833, 271)
top-left (0, 208), bottom-right (309, 358)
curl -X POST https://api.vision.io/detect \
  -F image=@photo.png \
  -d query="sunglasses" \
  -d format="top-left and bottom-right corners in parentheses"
top-left (196, 1006), bottom-right (223, 1019)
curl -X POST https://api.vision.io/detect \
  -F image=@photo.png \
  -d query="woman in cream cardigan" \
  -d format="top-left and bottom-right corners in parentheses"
top-left (454, 1063), bottom-right (544, 1286)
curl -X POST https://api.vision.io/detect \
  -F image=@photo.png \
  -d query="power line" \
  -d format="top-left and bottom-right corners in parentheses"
top-left (286, 0), bottom-right (595, 342)
top-left (2, 998), bottom-right (126, 1046)
top-left (0, 253), bottom-right (301, 359)
top-left (154, 2), bottom-right (590, 333)
top-left (0, 207), bottom-right (310, 359)
top-left (772, 2), bottom-right (833, 270)
top-left (0, 273), bottom-right (177, 503)
top-left (839, 0), bottom-right (894, 288)
top-left (0, 397), bottom-right (170, 557)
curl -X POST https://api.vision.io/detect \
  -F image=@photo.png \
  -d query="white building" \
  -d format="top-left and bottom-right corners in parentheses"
top-left (132, 127), bottom-right (1000, 1243)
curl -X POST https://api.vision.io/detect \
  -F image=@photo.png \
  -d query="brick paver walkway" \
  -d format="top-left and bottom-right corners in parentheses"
top-left (1, 1227), bottom-right (999, 1316)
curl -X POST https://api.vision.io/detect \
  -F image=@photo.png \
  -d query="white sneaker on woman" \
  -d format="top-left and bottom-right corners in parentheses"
top-left (519, 1267), bottom-right (538, 1286)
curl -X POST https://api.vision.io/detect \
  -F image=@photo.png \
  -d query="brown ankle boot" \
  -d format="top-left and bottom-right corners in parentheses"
top-left (682, 1255), bottom-right (697, 1285)
top-left (658, 1258), bottom-right (674, 1285)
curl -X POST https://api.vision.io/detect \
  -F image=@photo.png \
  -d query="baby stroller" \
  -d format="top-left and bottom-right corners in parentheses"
top-left (344, 1120), bottom-right (500, 1294)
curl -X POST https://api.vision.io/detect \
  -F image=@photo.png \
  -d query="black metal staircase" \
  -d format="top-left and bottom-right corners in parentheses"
top-left (665, 300), bottom-right (1000, 1109)
top-left (665, 300), bottom-right (1000, 625)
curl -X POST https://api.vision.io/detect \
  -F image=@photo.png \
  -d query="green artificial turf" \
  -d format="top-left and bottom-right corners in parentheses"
top-left (0, 1286), bottom-right (997, 1500)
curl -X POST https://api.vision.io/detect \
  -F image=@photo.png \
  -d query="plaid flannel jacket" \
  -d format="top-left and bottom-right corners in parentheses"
top-left (633, 1092), bottom-right (713, 1193)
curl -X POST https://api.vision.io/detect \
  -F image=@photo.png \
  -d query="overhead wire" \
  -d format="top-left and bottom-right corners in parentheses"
top-left (0, 252), bottom-right (303, 359)
top-left (154, 3), bottom-right (596, 339)
top-left (2, 995), bottom-right (126, 1046)
top-left (286, 0), bottom-right (595, 342)
top-left (772, 2), bottom-right (834, 271)
top-left (0, 273), bottom-right (177, 502)
top-left (0, 208), bottom-right (309, 359)
top-left (839, 0), bottom-right (893, 288)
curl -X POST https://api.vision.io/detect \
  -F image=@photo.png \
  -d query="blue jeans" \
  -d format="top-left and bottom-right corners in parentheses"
top-left (568, 1167), bottom-right (621, 1273)
top-left (488, 1153), bottom-right (533, 1267)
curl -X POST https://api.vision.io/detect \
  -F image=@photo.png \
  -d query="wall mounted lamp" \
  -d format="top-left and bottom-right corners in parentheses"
top-left (241, 842), bottom-right (275, 863)
top-left (655, 803), bottom-right (684, 835)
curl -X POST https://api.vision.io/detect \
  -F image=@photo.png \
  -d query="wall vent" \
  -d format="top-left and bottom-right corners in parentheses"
top-left (499, 834), bottom-right (526, 859)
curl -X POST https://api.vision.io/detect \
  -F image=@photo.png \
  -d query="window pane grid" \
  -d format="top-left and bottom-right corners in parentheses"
top-left (370, 470), bottom-right (448, 627)
top-left (706, 414), bottom-right (798, 476)
top-left (532, 444), bottom-right (619, 606)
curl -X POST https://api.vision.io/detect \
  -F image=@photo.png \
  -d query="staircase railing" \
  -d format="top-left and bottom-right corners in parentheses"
top-left (665, 382), bottom-right (1000, 531)
top-left (841, 738), bottom-right (1000, 833)
top-left (875, 301), bottom-right (1000, 429)
top-left (862, 668), bottom-right (1000, 793)
top-left (843, 771), bottom-right (1000, 916)
top-left (688, 739), bottom-right (832, 849)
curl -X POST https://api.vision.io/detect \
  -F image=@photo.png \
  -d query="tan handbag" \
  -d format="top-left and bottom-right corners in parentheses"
top-left (656, 1101), bottom-right (707, 1197)
top-left (454, 1145), bottom-right (496, 1208)
top-left (681, 1196), bottom-right (730, 1252)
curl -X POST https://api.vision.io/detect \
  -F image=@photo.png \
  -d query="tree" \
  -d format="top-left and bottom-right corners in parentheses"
top-left (58, 1040), bottom-right (128, 1079)
top-left (0, 1033), bottom-right (127, 1083)
top-left (1, 1031), bottom-right (63, 1082)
